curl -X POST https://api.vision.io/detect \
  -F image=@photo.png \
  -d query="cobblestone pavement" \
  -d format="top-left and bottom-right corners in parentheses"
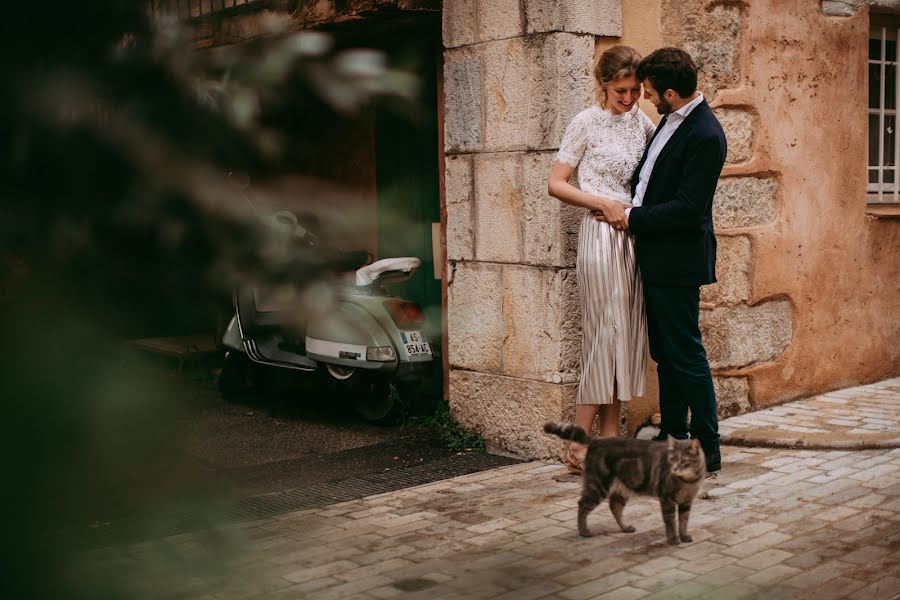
top-left (74, 379), bottom-right (900, 600)
top-left (719, 378), bottom-right (900, 450)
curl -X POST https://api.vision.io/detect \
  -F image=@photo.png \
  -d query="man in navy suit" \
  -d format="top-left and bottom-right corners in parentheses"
top-left (624, 48), bottom-right (726, 473)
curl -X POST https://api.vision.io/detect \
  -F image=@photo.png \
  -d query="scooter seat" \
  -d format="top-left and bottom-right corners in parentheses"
top-left (355, 257), bottom-right (421, 287)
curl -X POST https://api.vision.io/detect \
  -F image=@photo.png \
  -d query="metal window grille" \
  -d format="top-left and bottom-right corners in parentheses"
top-left (147, 0), bottom-right (262, 20)
top-left (868, 24), bottom-right (900, 203)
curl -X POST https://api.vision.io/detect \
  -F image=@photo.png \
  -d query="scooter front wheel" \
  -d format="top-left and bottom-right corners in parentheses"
top-left (325, 365), bottom-right (402, 425)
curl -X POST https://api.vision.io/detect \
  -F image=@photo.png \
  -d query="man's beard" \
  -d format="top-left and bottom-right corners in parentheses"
top-left (656, 97), bottom-right (673, 114)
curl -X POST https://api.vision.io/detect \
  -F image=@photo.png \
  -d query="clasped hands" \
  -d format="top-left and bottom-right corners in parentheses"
top-left (591, 197), bottom-right (629, 231)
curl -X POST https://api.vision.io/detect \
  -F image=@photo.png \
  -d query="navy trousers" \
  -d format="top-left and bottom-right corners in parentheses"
top-left (644, 285), bottom-right (720, 468)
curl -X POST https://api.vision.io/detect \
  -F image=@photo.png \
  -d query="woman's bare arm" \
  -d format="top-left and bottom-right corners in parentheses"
top-left (547, 161), bottom-right (628, 229)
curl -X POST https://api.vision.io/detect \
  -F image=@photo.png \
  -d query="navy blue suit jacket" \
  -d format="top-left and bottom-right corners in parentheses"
top-left (628, 100), bottom-right (727, 287)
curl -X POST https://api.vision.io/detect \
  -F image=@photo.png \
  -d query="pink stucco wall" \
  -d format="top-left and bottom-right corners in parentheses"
top-left (718, 1), bottom-right (899, 405)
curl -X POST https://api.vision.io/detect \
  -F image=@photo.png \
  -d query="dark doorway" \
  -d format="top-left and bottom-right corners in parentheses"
top-left (373, 28), bottom-right (442, 343)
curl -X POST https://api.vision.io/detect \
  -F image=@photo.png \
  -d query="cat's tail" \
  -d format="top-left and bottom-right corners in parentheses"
top-left (543, 421), bottom-right (591, 445)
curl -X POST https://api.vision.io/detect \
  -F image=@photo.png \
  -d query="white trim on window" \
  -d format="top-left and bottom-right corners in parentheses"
top-left (868, 23), bottom-right (900, 203)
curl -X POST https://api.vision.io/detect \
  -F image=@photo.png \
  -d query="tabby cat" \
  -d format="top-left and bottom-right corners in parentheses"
top-left (544, 422), bottom-right (706, 545)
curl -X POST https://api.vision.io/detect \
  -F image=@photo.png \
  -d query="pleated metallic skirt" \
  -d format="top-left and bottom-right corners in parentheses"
top-left (576, 212), bottom-right (647, 404)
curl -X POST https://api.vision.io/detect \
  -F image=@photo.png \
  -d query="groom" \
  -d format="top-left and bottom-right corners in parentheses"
top-left (624, 48), bottom-right (726, 473)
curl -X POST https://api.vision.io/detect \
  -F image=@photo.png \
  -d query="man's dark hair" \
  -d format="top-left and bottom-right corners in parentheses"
top-left (636, 48), bottom-right (698, 98)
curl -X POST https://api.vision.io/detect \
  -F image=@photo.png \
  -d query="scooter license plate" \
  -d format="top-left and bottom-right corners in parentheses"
top-left (400, 331), bottom-right (432, 357)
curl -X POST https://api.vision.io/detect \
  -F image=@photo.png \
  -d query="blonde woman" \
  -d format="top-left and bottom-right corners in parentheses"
top-left (548, 45), bottom-right (655, 473)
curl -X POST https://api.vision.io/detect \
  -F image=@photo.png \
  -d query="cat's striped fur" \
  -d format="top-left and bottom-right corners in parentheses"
top-left (544, 421), bottom-right (706, 544)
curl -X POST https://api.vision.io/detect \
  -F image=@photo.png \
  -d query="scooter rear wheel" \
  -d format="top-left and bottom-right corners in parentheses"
top-left (325, 365), bottom-right (402, 425)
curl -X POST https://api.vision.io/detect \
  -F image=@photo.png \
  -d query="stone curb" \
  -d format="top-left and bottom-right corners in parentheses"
top-left (720, 431), bottom-right (900, 451)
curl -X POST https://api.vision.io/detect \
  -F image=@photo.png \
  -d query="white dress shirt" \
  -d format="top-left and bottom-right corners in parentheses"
top-left (631, 93), bottom-right (706, 208)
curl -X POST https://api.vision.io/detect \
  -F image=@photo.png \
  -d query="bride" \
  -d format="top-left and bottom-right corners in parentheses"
top-left (547, 45), bottom-right (655, 474)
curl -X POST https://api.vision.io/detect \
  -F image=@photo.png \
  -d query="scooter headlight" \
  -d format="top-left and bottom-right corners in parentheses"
top-left (366, 346), bottom-right (396, 362)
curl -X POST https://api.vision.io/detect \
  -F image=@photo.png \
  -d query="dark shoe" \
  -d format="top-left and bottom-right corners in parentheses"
top-left (652, 433), bottom-right (689, 442)
top-left (706, 461), bottom-right (721, 473)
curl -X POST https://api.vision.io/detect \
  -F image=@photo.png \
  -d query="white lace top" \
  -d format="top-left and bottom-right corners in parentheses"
top-left (556, 104), bottom-right (656, 204)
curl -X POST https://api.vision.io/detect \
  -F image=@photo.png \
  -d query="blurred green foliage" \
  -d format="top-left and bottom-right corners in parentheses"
top-left (409, 401), bottom-right (487, 454)
top-left (0, 3), bottom-right (420, 598)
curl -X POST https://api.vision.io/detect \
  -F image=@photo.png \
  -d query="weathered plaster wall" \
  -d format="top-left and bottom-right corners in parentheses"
top-left (718, 1), bottom-right (900, 406)
top-left (620, 0), bottom-right (900, 434)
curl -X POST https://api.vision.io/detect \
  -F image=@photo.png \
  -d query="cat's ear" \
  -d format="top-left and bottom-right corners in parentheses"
top-left (690, 439), bottom-right (701, 452)
top-left (667, 435), bottom-right (675, 450)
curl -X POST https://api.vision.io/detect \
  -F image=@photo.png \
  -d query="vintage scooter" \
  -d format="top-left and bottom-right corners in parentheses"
top-left (219, 211), bottom-right (434, 424)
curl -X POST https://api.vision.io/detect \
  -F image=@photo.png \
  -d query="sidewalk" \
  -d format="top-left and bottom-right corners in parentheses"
top-left (74, 378), bottom-right (900, 600)
top-left (719, 378), bottom-right (900, 450)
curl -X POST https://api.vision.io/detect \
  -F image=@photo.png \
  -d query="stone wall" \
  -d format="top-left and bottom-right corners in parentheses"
top-left (443, 0), bottom-right (621, 458)
top-left (822, 0), bottom-right (900, 17)
top-left (657, 0), bottom-right (900, 426)
top-left (442, 0), bottom-right (786, 457)
top-left (719, 0), bottom-right (900, 407)
top-left (447, 0), bottom-right (899, 460)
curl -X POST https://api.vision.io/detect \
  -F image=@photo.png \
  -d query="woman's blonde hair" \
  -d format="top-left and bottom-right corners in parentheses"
top-left (595, 45), bottom-right (642, 107)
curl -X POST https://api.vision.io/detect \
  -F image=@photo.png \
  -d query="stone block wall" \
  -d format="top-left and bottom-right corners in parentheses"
top-left (671, 0), bottom-right (898, 423)
top-left (443, 0), bottom-right (796, 457)
top-left (822, 1), bottom-right (899, 17)
top-left (648, 0), bottom-right (794, 426)
top-left (443, 0), bottom-right (620, 458)
top-left (445, 0), bottom-right (899, 459)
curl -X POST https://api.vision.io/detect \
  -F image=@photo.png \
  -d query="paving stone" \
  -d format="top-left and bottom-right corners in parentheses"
top-left (626, 555), bottom-right (688, 577)
top-left (267, 577), bottom-right (342, 597)
top-left (765, 468), bottom-right (822, 487)
top-left (679, 552), bottom-right (739, 575)
top-left (553, 556), bottom-right (637, 586)
top-left (797, 576), bottom-right (868, 600)
top-left (334, 558), bottom-right (416, 582)
top-left (642, 580), bottom-right (713, 600)
top-left (501, 557), bottom-right (572, 579)
top-left (590, 587), bottom-right (649, 600)
top-left (465, 516), bottom-right (519, 534)
top-left (849, 464), bottom-right (899, 481)
top-left (847, 576), bottom-right (900, 600)
top-left (721, 531), bottom-right (793, 558)
top-left (353, 545), bottom-right (418, 566)
top-left (282, 559), bottom-right (360, 583)
top-left (718, 377), bottom-right (900, 450)
top-left (744, 564), bottom-right (804, 586)
top-left (630, 567), bottom-right (696, 592)
top-left (866, 476), bottom-right (900, 493)
top-left (781, 559), bottom-right (854, 589)
top-left (694, 564), bottom-right (756, 586)
top-left (772, 457), bottom-right (827, 472)
top-left (518, 524), bottom-right (570, 543)
top-left (70, 381), bottom-right (900, 600)
top-left (670, 540), bottom-right (728, 561)
top-left (835, 510), bottom-right (897, 533)
top-left (492, 580), bottom-right (566, 600)
top-left (714, 520), bottom-right (780, 545)
top-left (697, 581), bottom-right (761, 600)
top-left (813, 506), bottom-right (861, 522)
top-left (558, 571), bottom-right (645, 600)
top-left (735, 548), bottom-right (794, 570)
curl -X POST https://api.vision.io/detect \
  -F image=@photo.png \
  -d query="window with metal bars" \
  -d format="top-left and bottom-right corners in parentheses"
top-left (869, 18), bottom-right (900, 203)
